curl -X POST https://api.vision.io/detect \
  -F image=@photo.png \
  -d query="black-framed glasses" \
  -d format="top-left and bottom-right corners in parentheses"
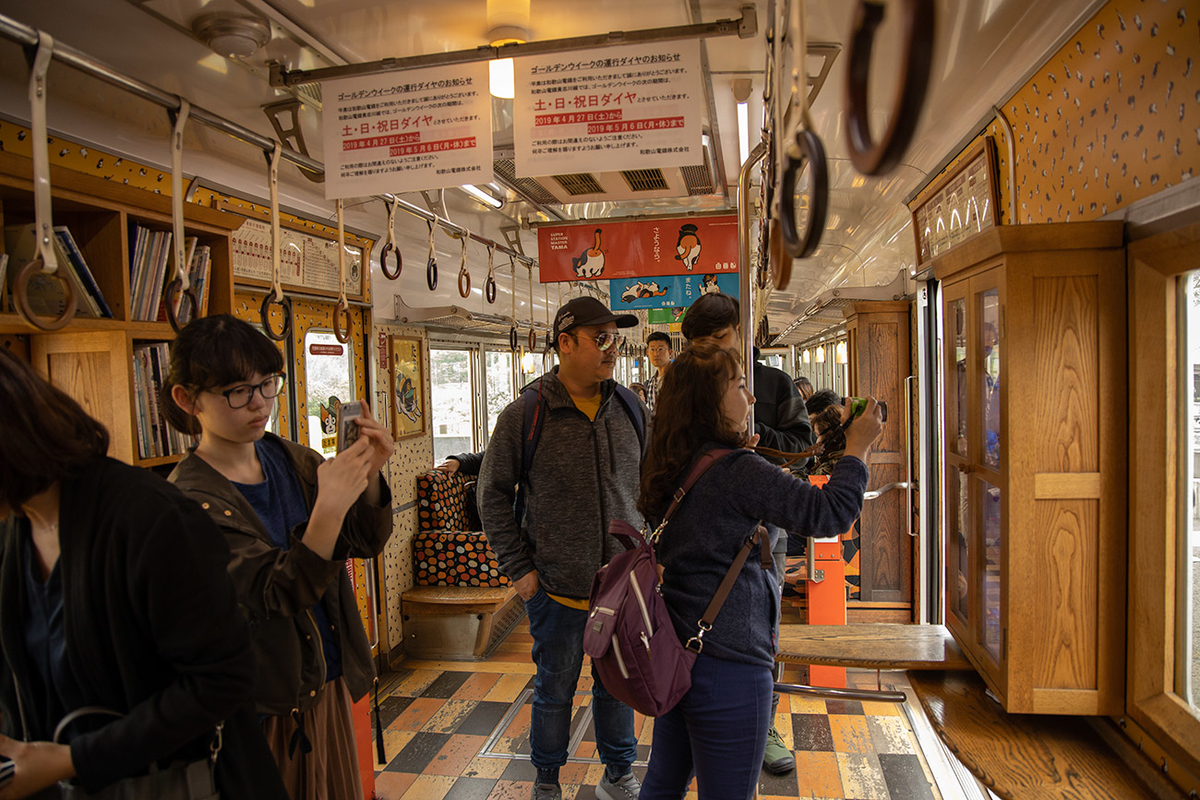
top-left (573, 331), bottom-right (624, 352)
top-left (220, 374), bottom-right (285, 409)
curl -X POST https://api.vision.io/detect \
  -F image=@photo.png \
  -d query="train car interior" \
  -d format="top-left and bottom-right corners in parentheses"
top-left (0, 0), bottom-right (1197, 797)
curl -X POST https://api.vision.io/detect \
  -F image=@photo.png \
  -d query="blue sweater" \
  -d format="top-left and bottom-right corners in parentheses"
top-left (654, 447), bottom-right (869, 669)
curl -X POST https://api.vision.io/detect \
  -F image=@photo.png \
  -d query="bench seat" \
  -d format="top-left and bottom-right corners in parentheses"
top-left (401, 585), bottom-right (522, 661)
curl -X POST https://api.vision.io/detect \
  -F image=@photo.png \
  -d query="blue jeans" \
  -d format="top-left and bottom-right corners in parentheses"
top-left (639, 653), bottom-right (774, 800)
top-left (525, 588), bottom-right (637, 778)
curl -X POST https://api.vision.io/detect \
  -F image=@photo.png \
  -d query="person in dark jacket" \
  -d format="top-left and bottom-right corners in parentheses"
top-left (478, 296), bottom-right (646, 800)
top-left (680, 291), bottom-right (816, 774)
top-left (637, 343), bottom-right (882, 800)
top-left (0, 345), bottom-right (286, 800)
top-left (163, 315), bottom-right (394, 800)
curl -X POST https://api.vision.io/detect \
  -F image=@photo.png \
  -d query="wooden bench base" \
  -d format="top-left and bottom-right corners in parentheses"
top-left (401, 586), bottom-right (523, 661)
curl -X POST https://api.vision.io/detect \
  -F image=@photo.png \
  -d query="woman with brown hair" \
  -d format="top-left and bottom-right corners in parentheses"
top-left (0, 346), bottom-right (284, 800)
top-left (637, 342), bottom-right (882, 800)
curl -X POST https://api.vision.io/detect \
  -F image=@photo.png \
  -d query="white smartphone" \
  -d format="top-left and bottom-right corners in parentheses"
top-left (335, 401), bottom-right (363, 453)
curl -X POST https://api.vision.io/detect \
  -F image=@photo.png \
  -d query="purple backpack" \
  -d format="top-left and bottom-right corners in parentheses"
top-left (583, 449), bottom-right (772, 717)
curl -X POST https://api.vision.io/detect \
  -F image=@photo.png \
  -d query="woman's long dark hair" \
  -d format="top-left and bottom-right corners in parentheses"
top-left (637, 342), bottom-right (748, 520)
top-left (161, 314), bottom-right (284, 435)
top-left (0, 346), bottom-right (109, 510)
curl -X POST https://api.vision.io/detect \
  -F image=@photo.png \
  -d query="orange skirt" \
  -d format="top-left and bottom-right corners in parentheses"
top-left (261, 677), bottom-right (363, 800)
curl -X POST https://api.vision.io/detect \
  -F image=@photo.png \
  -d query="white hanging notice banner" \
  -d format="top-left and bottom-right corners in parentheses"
top-left (321, 61), bottom-right (493, 198)
top-left (513, 40), bottom-right (704, 178)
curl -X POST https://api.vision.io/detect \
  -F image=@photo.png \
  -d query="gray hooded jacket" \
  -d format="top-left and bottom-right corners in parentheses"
top-left (478, 367), bottom-right (646, 599)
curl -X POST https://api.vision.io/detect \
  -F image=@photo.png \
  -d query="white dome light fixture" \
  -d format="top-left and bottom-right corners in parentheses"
top-left (192, 12), bottom-right (271, 59)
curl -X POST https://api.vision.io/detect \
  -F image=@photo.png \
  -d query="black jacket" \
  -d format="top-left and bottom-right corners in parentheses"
top-left (0, 457), bottom-right (282, 798)
top-left (752, 352), bottom-right (815, 461)
top-left (169, 434), bottom-right (392, 715)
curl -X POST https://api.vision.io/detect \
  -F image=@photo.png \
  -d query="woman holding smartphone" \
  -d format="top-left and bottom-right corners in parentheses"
top-left (164, 314), bottom-right (394, 800)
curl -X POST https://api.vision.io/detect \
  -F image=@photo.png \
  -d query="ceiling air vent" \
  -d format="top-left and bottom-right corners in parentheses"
top-left (553, 173), bottom-right (603, 196)
top-left (621, 169), bottom-right (669, 192)
top-left (682, 150), bottom-right (715, 195)
top-left (494, 158), bottom-right (559, 206)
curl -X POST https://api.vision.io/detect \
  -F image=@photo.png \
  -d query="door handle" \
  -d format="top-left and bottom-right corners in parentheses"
top-left (863, 481), bottom-right (910, 500)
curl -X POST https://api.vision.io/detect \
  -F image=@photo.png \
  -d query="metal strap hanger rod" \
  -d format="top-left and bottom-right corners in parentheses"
top-left (0, 12), bottom-right (536, 270)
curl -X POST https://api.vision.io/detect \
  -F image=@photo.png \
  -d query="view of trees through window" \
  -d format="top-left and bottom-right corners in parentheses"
top-left (430, 349), bottom-right (473, 465)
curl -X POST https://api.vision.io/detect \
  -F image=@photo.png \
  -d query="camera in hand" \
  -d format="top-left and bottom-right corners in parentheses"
top-left (848, 397), bottom-right (887, 423)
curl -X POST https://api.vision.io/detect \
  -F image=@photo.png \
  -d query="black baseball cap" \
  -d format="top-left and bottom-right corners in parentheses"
top-left (552, 296), bottom-right (637, 342)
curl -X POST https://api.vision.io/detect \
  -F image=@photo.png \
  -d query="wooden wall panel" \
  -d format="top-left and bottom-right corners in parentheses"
top-left (1032, 499), bottom-right (1100, 692)
top-left (1032, 276), bottom-right (1100, 473)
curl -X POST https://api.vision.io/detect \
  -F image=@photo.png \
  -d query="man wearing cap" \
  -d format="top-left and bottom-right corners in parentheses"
top-left (478, 296), bottom-right (646, 800)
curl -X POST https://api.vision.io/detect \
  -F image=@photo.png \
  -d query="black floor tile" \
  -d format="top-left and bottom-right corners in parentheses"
top-left (444, 776), bottom-right (499, 800)
top-left (455, 700), bottom-right (513, 736)
top-left (790, 713), bottom-right (835, 751)
top-left (825, 699), bottom-right (865, 715)
top-left (878, 753), bottom-right (936, 800)
top-left (384, 731), bottom-right (452, 773)
top-left (375, 695), bottom-right (414, 728)
top-left (758, 765), bottom-right (799, 796)
top-left (423, 671), bottom-right (474, 699)
top-left (501, 757), bottom-right (538, 781)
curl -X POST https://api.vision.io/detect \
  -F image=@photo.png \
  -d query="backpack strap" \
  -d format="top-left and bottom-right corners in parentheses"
top-left (649, 448), bottom-right (733, 540)
top-left (685, 525), bottom-right (773, 654)
top-left (611, 383), bottom-right (646, 450)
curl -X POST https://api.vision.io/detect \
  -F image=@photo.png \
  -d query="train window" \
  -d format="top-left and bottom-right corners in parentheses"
top-left (1179, 270), bottom-right (1200, 712)
top-left (430, 348), bottom-right (475, 464)
top-left (980, 289), bottom-right (1001, 469)
top-left (303, 330), bottom-right (354, 456)
top-left (484, 349), bottom-right (515, 441)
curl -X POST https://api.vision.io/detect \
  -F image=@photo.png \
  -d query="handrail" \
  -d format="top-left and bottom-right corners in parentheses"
top-left (0, 12), bottom-right (536, 271)
top-left (737, 139), bottom-right (768, 427)
top-left (774, 681), bottom-right (906, 704)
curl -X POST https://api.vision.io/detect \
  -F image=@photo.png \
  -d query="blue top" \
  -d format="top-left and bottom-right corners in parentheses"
top-left (234, 438), bottom-right (342, 683)
top-left (653, 446), bottom-right (869, 669)
top-left (21, 532), bottom-right (79, 738)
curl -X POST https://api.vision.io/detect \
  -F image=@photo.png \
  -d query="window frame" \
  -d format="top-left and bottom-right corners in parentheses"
top-left (1127, 221), bottom-right (1200, 784)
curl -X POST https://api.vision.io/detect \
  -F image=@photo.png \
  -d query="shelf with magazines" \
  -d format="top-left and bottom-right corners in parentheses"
top-left (0, 149), bottom-right (241, 466)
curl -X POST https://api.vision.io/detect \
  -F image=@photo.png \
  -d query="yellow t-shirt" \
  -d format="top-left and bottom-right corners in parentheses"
top-left (544, 392), bottom-right (602, 610)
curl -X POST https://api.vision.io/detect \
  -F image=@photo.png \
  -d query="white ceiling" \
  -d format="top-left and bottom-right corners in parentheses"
top-left (0, 0), bottom-right (1105, 340)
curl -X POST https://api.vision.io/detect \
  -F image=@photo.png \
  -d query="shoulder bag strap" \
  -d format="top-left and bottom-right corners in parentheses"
top-left (660, 448), bottom-right (733, 524)
top-left (685, 525), bottom-right (773, 653)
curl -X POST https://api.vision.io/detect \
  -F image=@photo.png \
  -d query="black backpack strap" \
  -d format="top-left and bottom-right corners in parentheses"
top-left (611, 383), bottom-right (646, 450)
top-left (514, 381), bottom-right (546, 524)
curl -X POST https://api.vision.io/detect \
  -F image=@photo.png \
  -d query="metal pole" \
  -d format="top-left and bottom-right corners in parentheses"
top-left (0, 11), bottom-right (536, 267)
top-left (737, 140), bottom-right (767, 428)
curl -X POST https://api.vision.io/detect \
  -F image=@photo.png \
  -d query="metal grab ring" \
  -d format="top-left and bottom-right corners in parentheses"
top-left (844, 0), bottom-right (936, 176)
top-left (13, 259), bottom-right (75, 331)
top-left (380, 242), bottom-right (402, 280)
top-left (260, 288), bottom-right (292, 342)
top-left (528, 329), bottom-right (538, 351)
top-left (769, 223), bottom-right (792, 293)
top-left (485, 274), bottom-right (497, 304)
top-left (509, 326), bottom-right (518, 351)
top-left (426, 257), bottom-right (438, 291)
top-left (165, 278), bottom-right (198, 333)
top-left (457, 268), bottom-right (471, 298)
top-left (778, 128), bottom-right (829, 263)
top-left (333, 298), bottom-right (352, 344)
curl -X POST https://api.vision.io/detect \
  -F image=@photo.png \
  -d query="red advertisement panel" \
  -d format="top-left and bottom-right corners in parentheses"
top-left (536, 215), bottom-right (739, 283)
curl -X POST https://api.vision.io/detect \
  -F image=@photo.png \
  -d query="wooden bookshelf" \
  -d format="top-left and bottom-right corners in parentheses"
top-left (0, 150), bottom-right (243, 466)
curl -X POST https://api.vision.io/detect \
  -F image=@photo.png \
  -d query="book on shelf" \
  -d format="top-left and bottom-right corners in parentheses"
top-left (55, 226), bottom-right (112, 317)
top-left (132, 342), bottom-right (188, 460)
top-left (155, 237), bottom-right (211, 325)
top-left (128, 223), bottom-right (173, 322)
top-left (0, 253), bottom-right (8, 313)
top-left (4, 223), bottom-right (107, 319)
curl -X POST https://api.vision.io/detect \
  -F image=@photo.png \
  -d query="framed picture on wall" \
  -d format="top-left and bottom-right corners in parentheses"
top-left (390, 335), bottom-right (426, 440)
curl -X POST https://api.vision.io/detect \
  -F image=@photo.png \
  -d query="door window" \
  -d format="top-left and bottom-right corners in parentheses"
top-left (303, 330), bottom-right (354, 456)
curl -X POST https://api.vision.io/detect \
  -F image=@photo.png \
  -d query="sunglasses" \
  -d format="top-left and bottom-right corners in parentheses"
top-left (573, 331), bottom-right (624, 352)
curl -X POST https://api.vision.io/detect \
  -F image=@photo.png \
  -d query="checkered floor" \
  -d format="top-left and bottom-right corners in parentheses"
top-left (371, 621), bottom-right (943, 800)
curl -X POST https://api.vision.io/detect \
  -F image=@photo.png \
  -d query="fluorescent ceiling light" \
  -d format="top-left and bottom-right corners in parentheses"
top-left (737, 101), bottom-right (750, 166)
top-left (461, 183), bottom-right (503, 209)
top-left (490, 58), bottom-right (516, 99)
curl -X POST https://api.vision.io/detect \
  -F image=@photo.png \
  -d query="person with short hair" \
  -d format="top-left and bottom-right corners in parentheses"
top-left (644, 331), bottom-right (673, 413)
top-left (164, 314), bottom-right (394, 800)
top-left (0, 346), bottom-right (286, 800)
top-left (478, 296), bottom-right (647, 800)
top-left (793, 375), bottom-right (814, 401)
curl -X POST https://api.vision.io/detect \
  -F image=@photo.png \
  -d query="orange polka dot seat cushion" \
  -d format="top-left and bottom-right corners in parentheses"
top-left (414, 470), bottom-right (508, 587)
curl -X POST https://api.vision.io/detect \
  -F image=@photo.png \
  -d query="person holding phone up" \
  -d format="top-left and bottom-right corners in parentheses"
top-left (163, 315), bottom-right (394, 800)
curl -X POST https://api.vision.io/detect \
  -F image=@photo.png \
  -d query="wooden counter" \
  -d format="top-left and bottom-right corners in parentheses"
top-left (776, 624), bottom-right (971, 670)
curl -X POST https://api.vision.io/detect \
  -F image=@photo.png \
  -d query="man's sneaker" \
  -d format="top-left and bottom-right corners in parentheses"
top-left (763, 725), bottom-right (795, 774)
top-left (531, 783), bottom-right (561, 800)
top-left (596, 771), bottom-right (641, 799)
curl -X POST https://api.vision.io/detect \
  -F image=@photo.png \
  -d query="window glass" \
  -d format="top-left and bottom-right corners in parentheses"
top-left (430, 349), bottom-right (474, 465)
top-left (1179, 270), bottom-right (1199, 711)
top-left (950, 298), bottom-right (967, 457)
top-left (981, 478), bottom-right (1002, 661)
top-left (980, 289), bottom-right (1001, 468)
top-left (485, 350), bottom-right (514, 442)
top-left (304, 330), bottom-right (353, 456)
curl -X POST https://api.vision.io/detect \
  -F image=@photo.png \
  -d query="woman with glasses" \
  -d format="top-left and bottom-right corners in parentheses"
top-left (163, 314), bottom-right (394, 800)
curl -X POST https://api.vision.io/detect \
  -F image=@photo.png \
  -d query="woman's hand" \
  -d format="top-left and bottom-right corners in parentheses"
top-left (0, 735), bottom-right (74, 800)
top-left (842, 397), bottom-right (884, 462)
top-left (350, 400), bottom-right (394, 475)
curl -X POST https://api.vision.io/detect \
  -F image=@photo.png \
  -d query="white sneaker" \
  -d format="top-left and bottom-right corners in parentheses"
top-left (596, 771), bottom-right (641, 800)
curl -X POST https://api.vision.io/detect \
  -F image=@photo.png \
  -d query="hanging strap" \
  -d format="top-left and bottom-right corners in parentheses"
top-left (333, 198), bottom-right (352, 343)
top-left (260, 142), bottom-right (292, 341)
top-left (165, 97), bottom-right (198, 332)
